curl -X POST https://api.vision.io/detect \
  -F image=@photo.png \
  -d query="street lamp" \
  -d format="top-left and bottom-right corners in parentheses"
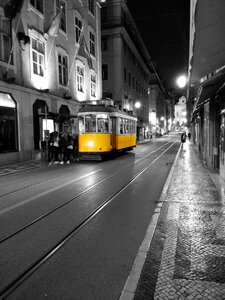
top-left (134, 101), bottom-right (141, 109)
top-left (176, 75), bottom-right (187, 88)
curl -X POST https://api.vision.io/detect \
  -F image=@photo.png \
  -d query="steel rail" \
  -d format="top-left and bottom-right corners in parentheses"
top-left (0, 140), bottom-right (174, 244)
top-left (0, 140), bottom-right (178, 299)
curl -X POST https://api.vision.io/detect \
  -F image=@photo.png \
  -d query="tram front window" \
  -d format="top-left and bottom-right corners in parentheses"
top-left (97, 114), bottom-right (109, 133)
top-left (85, 114), bottom-right (96, 132)
top-left (79, 116), bottom-right (85, 133)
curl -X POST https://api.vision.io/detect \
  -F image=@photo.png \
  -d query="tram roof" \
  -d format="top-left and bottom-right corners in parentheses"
top-left (78, 104), bottom-right (136, 118)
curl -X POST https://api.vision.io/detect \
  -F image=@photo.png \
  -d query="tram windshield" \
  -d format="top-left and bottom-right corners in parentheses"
top-left (97, 114), bottom-right (109, 133)
top-left (85, 114), bottom-right (96, 132)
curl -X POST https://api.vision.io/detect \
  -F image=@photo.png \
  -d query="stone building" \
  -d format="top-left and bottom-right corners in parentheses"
top-left (101, 0), bottom-right (157, 140)
top-left (188, 0), bottom-right (225, 179)
top-left (0, 0), bottom-right (102, 165)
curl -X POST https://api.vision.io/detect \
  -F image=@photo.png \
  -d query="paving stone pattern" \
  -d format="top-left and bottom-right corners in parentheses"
top-left (134, 143), bottom-right (225, 300)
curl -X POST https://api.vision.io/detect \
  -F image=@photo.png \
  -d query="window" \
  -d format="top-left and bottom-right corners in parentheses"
top-left (77, 65), bottom-right (84, 92)
top-left (97, 114), bottom-right (108, 133)
top-left (102, 64), bottom-right (108, 80)
top-left (91, 74), bottom-right (96, 97)
top-left (89, 31), bottom-right (95, 57)
top-left (31, 37), bottom-right (44, 76)
top-left (56, 0), bottom-right (66, 33)
top-left (0, 18), bottom-right (12, 63)
top-left (78, 115), bottom-right (85, 133)
top-left (75, 14), bottom-right (82, 43)
top-left (30, 0), bottom-right (43, 14)
top-left (101, 38), bottom-right (108, 51)
top-left (0, 93), bottom-right (17, 153)
top-left (88, 0), bottom-right (95, 15)
top-left (58, 53), bottom-right (68, 86)
top-left (85, 114), bottom-right (96, 132)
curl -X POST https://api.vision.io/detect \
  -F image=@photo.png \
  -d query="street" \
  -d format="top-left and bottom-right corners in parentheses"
top-left (0, 134), bottom-right (180, 300)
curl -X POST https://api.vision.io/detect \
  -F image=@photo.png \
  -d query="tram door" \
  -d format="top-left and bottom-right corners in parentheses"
top-left (111, 117), bottom-right (117, 149)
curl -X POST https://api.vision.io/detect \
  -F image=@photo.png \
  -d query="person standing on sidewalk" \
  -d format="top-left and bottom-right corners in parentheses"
top-left (66, 133), bottom-right (74, 164)
top-left (188, 131), bottom-right (191, 140)
top-left (181, 131), bottom-right (186, 146)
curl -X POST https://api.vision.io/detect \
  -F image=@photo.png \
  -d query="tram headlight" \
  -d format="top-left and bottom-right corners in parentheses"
top-left (87, 140), bottom-right (94, 148)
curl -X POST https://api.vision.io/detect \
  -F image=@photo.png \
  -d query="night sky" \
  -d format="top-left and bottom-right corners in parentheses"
top-left (127, 0), bottom-right (190, 92)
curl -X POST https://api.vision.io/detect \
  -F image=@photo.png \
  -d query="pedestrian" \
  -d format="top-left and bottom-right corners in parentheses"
top-left (66, 133), bottom-right (74, 164)
top-left (73, 133), bottom-right (79, 161)
top-left (58, 132), bottom-right (66, 164)
top-left (181, 131), bottom-right (186, 146)
top-left (49, 131), bottom-right (60, 165)
top-left (48, 131), bottom-right (54, 164)
top-left (188, 132), bottom-right (191, 141)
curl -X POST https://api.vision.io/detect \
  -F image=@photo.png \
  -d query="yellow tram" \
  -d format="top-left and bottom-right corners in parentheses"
top-left (78, 102), bottom-right (137, 159)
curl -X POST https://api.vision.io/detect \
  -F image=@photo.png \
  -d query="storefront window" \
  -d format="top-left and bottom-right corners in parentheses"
top-left (0, 93), bottom-right (17, 152)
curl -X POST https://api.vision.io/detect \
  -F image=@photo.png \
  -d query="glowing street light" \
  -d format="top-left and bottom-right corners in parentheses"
top-left (135, 101), bottom-right (141, 109)
top-left (176, 75), bottom-right (187, 88)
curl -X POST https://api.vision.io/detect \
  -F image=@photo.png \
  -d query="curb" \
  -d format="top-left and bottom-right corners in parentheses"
top-left (119, 144), bottom-right (182, 300)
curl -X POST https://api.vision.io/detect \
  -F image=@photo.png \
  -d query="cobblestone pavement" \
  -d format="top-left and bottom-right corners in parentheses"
top-left (132, 142), bottom-right (225, 300)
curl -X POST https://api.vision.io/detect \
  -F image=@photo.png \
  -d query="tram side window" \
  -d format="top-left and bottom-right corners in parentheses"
top-left (125, 119), bottom-right (129, 134)
top-left (131, 120), bottom-right (133, 133)
top-left (128, 120), bottom-right (131, 133)
top-left (97, 114), bottom-right (109, 132)
top-left (78, 116), bottom-right (85, 133)
top-left (119, 117), bottom-right (123, 134)
top-left (85, 114), bottom-right (96, 132)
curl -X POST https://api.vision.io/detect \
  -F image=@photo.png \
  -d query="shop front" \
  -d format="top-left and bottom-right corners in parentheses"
top-left (0, 92), bottom-right (18, 154)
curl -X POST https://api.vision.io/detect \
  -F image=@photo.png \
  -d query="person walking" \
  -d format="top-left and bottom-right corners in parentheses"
top-left (188, 131), bottom-right (191, 141)
top-left (181, 131), bottom-right (186, 147)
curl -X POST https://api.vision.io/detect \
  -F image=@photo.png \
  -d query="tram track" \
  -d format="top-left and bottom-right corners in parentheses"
top-left (0, 139), bottom-right (173, 198)
top-left (0, 139), bottom-right (178, 299)
top-left (0, 139), bottom-right (174, 244)
top-left (0, 162), bottom-right (100, 197)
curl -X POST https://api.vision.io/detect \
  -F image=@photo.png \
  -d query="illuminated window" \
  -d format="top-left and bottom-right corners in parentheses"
top-left (0, 18), bottom-right (12, 63)
top-left (56, 0), bottom-right (66, 33)
top-left (89, 31), bottom-right (95, 57)
top-left (88, 0), bottom-right (95, 15)
top-left (91, 74), bottom-right (96, 97)
top-left (30, 0), bottom-right (43, 14)
top-left (31, 37), bottom-right (44, 76)
top-left (0, 93), bottom-right (17, 152)
top-left (58, 53), bottom-right (68, 86)
top-left (77, 65), bottom-right (84, 92)
top-left (75, 13), bottom-right (82, 43)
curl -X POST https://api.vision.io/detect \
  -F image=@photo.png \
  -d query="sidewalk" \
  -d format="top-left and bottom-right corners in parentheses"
top-left (121, 141), bottom-right (225, 300)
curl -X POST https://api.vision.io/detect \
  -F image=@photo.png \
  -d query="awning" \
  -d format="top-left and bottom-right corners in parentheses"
top-left (194, 72), bottom-right (225, 109)
top-left (189, 0), bottom-right (225, 84)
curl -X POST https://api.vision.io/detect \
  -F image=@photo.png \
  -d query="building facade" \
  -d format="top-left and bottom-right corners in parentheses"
top-left (0, 0), bottom-right (102, 165)
top-left (101, 0), bottom-right (157, 141)
top-left (188, 0), bottom-right (225, 180)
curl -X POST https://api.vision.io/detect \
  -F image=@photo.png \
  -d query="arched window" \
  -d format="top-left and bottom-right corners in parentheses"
top-left (0, 92), bottom-right (18, 152)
